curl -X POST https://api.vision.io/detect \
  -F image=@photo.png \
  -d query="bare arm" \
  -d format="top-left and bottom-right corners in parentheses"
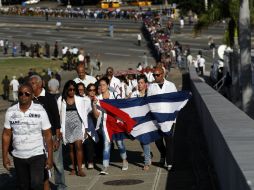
top-left (43, 128), bottom-right (53, 169)
top-left (91, 98), bottom-right (100, 119)
top-left (2, 128), bottom-right (12, 170)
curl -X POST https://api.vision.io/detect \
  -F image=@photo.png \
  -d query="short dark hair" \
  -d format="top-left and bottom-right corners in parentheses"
top-left (18, 83), bottom-right (33, 93)
top-left (99, 77), bottom-right (110, 85)
top-left (137, 74), bottom-right (148, 83)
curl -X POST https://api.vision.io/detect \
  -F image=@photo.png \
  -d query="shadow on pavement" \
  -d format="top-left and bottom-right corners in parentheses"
top-left (165, 72), bottom-right (218, 190)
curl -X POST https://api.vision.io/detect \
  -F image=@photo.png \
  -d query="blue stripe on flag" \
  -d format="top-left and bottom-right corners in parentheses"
top-left (151, 112), bottom-right (178, 123)
top-left (147, 91), bottom-right (191, 103)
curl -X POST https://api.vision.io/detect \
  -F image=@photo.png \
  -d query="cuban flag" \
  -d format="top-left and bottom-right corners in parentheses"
top-left (98, 91), bottom-right (191, 144)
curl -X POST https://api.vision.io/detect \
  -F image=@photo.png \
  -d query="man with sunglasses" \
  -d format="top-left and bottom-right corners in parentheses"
top-left (29, 75), bottom-right (67, 190)
top-left (2, 83), bottom-right (53, 190)
top-left (147, 66), bottom-right (177, 171)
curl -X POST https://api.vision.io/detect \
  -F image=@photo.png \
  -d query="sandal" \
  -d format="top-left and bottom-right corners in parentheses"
top-left (69, 169), bottom-right (76, 175)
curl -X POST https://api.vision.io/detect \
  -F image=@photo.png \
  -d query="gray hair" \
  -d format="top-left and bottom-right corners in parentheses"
top-left (29, 75), bottom-right (42, 82)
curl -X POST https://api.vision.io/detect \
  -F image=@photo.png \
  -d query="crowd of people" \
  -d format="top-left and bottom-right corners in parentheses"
top-left (1, 8), bottom-right (191, 190)
top-left (1, 68), bottom-right (61, 101)
top-left (0, 6), bottom-right (150, 21)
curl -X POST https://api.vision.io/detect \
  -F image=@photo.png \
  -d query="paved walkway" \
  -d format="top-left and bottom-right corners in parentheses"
top-left (0, 68), bottom-right (216, 190)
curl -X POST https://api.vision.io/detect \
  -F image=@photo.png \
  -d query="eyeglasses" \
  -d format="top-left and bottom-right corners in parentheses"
top-left (88, 89), bottom-right (96, 92)
top-left (153, 73), bottom-right (162, 77)
top-left (68, 88), bottom-right (75, 92)
top-left (18, 92), bottom-right (31, 97)
top-left (107, 70), bottom-right (113, 73)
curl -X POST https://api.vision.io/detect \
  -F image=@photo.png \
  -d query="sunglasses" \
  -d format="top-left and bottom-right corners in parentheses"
top-left (88, 89), bottom-right (96, 92)
top-left (68, 88), bottom-right (75, 92)
top-left (18, 91), bottom-right (31, 97)
top-left (153, 73), bottom-right (162, 77)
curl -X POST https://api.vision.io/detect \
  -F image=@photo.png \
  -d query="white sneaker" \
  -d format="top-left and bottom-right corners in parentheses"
top-left (88, 163), bottom-right (94, 169)
top-left (100, 167), bottom-right (108, 175)
top-left (167, 165), bottom-right (172, 171)
top-left (81, 164), bottom-right (85, 169)
top-left (122, 161), bottom-right (128, 171)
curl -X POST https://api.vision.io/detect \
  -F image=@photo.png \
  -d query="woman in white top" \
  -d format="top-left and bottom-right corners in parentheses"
top-left (93, 77), bottom-right (128, 175)
top-left (57, 80), bottom-right (91, 177)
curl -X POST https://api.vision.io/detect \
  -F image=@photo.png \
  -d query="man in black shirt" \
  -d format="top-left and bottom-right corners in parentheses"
top-left (29, 75), bottom-right (67, 190)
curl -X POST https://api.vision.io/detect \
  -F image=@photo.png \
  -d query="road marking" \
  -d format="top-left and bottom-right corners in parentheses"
top-left (128, 48), bottom-right (147, 52)
top-left (152, 168), bottom-right (161, 190)
top-left (87, 175), bottom-right (100, 190)
top-left (104, 53), bottom-right (130, 57)
top-left (81, 39), bottom-right (103, 43)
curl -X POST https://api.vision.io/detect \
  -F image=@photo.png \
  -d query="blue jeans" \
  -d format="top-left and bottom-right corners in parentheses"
top-left (102, 134), bottom-right (127, 167)
top-left (53, 139), bottom-right (67, 190)
top-left (141, 143), bottom-right (151, 165)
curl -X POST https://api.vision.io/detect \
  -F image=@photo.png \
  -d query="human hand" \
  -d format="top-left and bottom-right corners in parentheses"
top-left (45, 158), bottom-right (53, 170)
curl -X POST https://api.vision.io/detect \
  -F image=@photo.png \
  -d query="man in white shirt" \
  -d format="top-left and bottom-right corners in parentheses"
top-left (137, 33), bottom-right (142, 46)
top-left (147, 67), bottom-right (177, 171)
top-left (73, 64), bottom-right (97, 87)
top-left (106, 67), bottom-right (122, 96)
top-left (10, 76), bottom-right (19, 101)
top-left (48, 73), bottom-right (60, 95)
top-left (197, 56), bottom-right (206, 76)
top-left (2, 83), bottom-right (53, 190)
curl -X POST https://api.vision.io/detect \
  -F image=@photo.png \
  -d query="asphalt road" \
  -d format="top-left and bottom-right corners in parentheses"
top-left (0, 15), bottom-right (154, 72)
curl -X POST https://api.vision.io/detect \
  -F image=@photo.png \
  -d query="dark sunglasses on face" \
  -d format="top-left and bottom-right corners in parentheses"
top-left (88, 89), bottom-right (96, 92)
top-left (68, 88), bottom-right (75, 92)
top-left (153, 73), bottom-right (162, 77)
top-left (18, 92), bottom-right (31, 97)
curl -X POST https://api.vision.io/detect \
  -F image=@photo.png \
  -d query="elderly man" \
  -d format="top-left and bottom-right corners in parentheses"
top-left (29, 75), bottom-right (66, 190)
top-left (2, 83), bottom-right (53, 190)
top-left (73, 64), bottom-right (97, 87)
top-left (147, 66), bottom-right (177, 171)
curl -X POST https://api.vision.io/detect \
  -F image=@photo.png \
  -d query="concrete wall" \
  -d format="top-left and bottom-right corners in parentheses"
top-left (188, 66), bottom-right (254, 190)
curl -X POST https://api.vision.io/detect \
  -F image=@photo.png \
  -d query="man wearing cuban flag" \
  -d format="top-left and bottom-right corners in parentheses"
top-left (147, 66), bottom-right (177, 171)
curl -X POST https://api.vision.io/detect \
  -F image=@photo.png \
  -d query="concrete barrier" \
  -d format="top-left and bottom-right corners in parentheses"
top-left (188, 66), bottom-right (254, 190)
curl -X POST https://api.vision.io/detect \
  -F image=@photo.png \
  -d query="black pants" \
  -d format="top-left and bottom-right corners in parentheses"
top-left (84, 136), bottom-right (95, 163)
top-left (13, 154), bottom-right (45, 190)
top-left (155, 125), bottom-right (175, 166)
top-left (198, 66), bottom-right (204, 76)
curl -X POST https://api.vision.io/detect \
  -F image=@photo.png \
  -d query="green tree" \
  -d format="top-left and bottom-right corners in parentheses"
top-left (194, 0), bottom-right (253, 117)
top-left (170, 0), bottom-right (206, 15)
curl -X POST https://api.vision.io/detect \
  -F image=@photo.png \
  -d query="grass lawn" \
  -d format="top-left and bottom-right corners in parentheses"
top-left (0, 58), bottom-right (62, 95)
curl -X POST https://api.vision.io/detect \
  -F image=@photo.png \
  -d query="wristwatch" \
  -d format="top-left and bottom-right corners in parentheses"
top-left (56, 138), bottom-right (61, 142)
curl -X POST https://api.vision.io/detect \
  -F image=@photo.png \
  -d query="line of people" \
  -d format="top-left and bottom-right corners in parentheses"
top-left (2, 60), bottom-right (178, 190)
top-left (0, 7), bottom-right (146, 21)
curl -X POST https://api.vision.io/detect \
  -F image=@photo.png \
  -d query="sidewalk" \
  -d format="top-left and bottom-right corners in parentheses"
top-left (0, 69), bottom-right (216, 190)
